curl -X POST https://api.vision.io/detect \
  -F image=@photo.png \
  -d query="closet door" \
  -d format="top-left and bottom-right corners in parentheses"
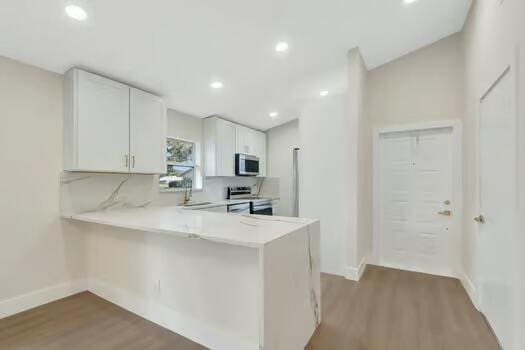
top-left (477, 68), bottom-right (518, 350)
top-left (378, 128), bottom-right (454, 277)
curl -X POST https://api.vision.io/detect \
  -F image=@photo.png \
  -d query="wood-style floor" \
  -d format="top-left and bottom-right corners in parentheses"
top-left (0, 266), bottom-right (499, 350)
top-left (307, 266), bottom-right (500, 350)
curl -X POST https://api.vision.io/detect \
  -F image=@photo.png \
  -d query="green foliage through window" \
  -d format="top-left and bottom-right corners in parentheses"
top-left (160, 138), bottom-right (196, 190)
top-left (167, 138), bottom-right (194, 164)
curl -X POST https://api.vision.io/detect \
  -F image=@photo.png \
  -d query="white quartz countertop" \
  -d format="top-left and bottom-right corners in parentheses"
top-left (175, 197), bottom-right (280, 210)
top-left (69, 206), bottom-right (316, 248)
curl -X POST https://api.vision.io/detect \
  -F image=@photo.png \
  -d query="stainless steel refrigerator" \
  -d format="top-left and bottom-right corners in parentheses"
top-left (292, 147), bottom-right (300, 217)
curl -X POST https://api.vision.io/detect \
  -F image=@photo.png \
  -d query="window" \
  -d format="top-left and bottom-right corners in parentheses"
top-left (159, 138), bottom-right (202, 191)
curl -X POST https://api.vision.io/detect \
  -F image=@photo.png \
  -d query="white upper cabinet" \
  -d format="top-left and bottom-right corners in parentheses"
top-left (253, 130), bottom-right (267, 177)
top-left (216, 119), bottom-right (236, 176)
top-left (65, 69), bottom-right (130, 172)
top-left (130, 88), bottom-right (166, 174)
top-left (236, 124), bottom-right (267, 176)
top-left (64, 68), bottom-right (166, 174)
top-left (205, 117), bottom-right (267, 177)
top-left (203, 117), bottom-right (236, 177)
top-left (235, 125), bottom-right (255, 155)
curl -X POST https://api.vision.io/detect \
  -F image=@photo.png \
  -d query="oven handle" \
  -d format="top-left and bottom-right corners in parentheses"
top-left (252, 204), bottom-right (272, 211)
top-left (230, 209), bottom-right (250, 213)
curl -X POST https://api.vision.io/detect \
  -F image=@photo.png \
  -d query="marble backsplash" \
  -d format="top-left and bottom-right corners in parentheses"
top-left (60, 172), bottom-right (279, 217)
top-left (60, 172), bottom-right (158, 217)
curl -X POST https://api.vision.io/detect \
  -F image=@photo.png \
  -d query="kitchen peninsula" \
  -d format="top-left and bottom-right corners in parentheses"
top-left (69, 206), bottom-right (320, 350)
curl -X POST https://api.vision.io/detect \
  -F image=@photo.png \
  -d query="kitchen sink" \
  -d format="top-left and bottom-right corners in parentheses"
top-left (182, 201), bottom-right (213, 207)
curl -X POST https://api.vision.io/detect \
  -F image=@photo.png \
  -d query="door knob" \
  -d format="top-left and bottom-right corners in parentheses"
top-left (474, 215), bottom-right (486, 224)
top-left (438, 210), bottom-right (452, 216)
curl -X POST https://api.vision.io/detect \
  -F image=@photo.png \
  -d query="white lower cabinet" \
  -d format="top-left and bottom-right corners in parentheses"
top-left (202, 205), bottom-right (228, 213)
top-left (64, 68), bottom-right (166, 174)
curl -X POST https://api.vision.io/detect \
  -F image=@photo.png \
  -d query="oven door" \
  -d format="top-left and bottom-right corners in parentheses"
top-left (227, 202), bottom-right (250, 214)
top-left (251, 202), bottom-right (273, 216)
top-left (235, 154), bottom-right (259, 176)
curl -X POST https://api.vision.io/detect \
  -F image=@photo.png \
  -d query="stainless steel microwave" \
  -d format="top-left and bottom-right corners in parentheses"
top-left (235, 154), bottom-right (259, 176)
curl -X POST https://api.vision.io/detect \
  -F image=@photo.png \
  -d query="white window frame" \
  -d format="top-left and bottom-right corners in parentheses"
top-left (160, 136), bottom-right (203, 193)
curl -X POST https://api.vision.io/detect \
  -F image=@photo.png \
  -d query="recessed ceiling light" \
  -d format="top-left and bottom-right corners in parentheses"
top-left (210, 81), bottom-right (224, 89)
top-left (319, 90), bottom-right (329, 97)
top-left (275, 42), bottom-right (289, 53)
top-left (403, 0), bottom-right (418, 4)
top-left (65, 5), bottom-right (88, 21)
top-left (269, 112), bottom-right (279, 118)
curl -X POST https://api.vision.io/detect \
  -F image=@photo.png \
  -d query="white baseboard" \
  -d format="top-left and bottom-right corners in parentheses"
top-left (459, 271), bottom-right (479, 310)
top-left (88, 279), bottom-right (258, 350)
top-left (0, 279), bottom-right (87, 319)
top-left (344, 256), bottom-right (368, 281)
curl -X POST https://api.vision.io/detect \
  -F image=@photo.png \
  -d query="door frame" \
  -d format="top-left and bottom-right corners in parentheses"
top-left (372, 119), bottom-right (463, 278)
top-left (474, 54), bottom-right (520, 348)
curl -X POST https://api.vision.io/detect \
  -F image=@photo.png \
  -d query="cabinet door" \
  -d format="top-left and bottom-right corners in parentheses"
top-left (76, 70), bottom-right (130, 172)
top-left (129, 88), bottom-right (166, 174)
top-left (202, 205), bottom-right (228, 213)
top-left (254, 131), bottom-right (267, 176)
top-left (235, 125), bottom-right (253, 155)
top-left (216, 119), bottom-right (236, 176)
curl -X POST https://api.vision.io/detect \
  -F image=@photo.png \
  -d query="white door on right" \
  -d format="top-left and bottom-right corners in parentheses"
top-left (379, 127), bottom-right (456, 277)
top-left (478, 67), bottom-right (518, 350)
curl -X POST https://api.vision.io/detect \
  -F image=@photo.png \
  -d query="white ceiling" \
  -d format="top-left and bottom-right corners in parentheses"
top-left (0, 0), bottom-right (471, 130)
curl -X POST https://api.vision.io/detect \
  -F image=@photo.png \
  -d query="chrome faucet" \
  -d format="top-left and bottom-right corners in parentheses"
top-left (183, 182), bottom-right (193, 205)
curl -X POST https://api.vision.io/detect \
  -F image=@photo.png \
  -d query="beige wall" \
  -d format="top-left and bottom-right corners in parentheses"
top-left (364, 35), bottom-right (465, 278)
top-left (299, 93), bottom-right (348, 275)
top-left (518, 7), bottom-right (525, 346)
top-left (364, 33), bottom-right (465, 275)
top-left (354, 50), bottom-right (372, 268)
top-left (347, 48), bottom-right (371, 270)
top-left (167, 109), bottom-right (203, 144)
top-left (266, 120), bottom-right (299, 217)
top-left (0, 56), bottom-right (85, 302)
top-left (367, 33), bottom-right (465, 126)
top-left (518, 1), bottom-right (525, 346)
top-left (366, 0), bottom-right (524, 345)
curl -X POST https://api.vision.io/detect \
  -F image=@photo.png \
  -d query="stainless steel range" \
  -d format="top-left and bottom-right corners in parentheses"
top-left (227, 186), bottom-right (273, 216)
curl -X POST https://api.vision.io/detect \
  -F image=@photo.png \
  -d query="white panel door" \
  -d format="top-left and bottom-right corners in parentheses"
top-left (478, 68), bottom-right (518, 350)
top-left (129, 88), bottom-right (166, 174)
top-left (216, 119), bottom-right (236, 176)
top-left (77, 70), bottom-right (130, 172)
top-left (379, 127), bottom-right (454, 276)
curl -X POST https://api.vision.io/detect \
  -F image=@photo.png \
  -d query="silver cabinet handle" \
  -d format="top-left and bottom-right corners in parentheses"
top-left (132, 155), bottom-right (136, 168)
top-left (125, 155), bottom-right (129, 168)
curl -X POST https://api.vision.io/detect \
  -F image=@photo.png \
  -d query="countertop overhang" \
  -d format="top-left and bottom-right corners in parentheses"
top-left (69, 206), bottom-right (317, 248)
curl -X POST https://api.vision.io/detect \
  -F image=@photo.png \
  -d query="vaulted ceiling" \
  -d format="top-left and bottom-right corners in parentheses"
top-left (0, 0), bottom-right (471, 130)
